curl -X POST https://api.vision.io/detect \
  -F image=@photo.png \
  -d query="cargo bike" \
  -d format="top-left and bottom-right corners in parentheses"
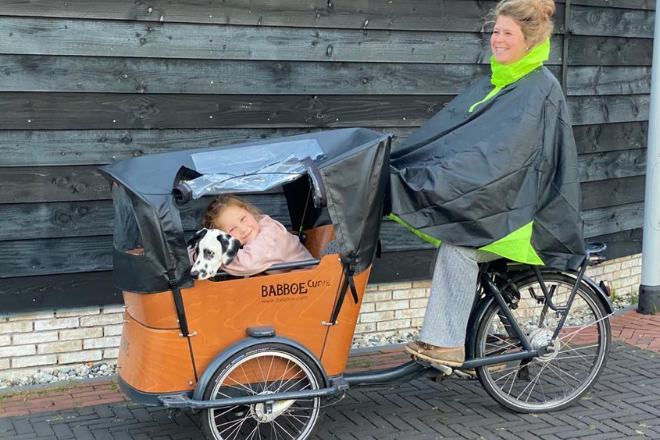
top-left (100, 128), bottom-right (613, 440)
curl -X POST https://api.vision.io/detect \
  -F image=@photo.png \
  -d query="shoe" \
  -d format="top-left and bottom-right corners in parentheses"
top-left (405, 341), bottom-right (465, 367)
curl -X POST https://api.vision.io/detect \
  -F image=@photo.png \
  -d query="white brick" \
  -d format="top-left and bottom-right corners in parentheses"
top-left (355, 323), bottom-right (377, 334)
top-left (630, 266), bottom-right (641, 275)
top-left (7, 311), bottom-right (55, 321)
top-left (34, 317), bottom-right (79, 331)
top-left (378, 282), bottom-right (412, 291)
top-left (58, 350), bottom-right (103, 364)
top-left (0, 335), bottom-right (10, 346)
top-left (104, 324), bottom-right (123, 337)
top-left (358, 303), bottom-right (375, 313)
top-left (393, 288), bottom-right (428, 300)
top-left (12, 354), bottom-right (57, 368)
top-left (365, 284), bottom-right (379, 293)
top-left (377, 319), bottom-right (411, 331)
top-left (359, 311), bottom-right (395, 323)
top-left (376, 300), bottom-right (409, 311)
top-left (412, 281), bottom-right (431, 288)
top-left (80, 314), bottom-right (123, 327)
top-left (363, 291), bottom-right (392, 303)
top-left (102, 305), bottom-right (126, 314)
top-left (587, 266), bottom-right (604, 276)
top-left (83, 336), bottom-right (121, 350)
top-left (56, 307), bottom-right (101, 318)
top-left (60, 327), bottom-right (103, 341)
top-left (38, 340), bottom-right (82, 354)
top-left (0, 344), bottom-right (36, 357)
top-left (104, 348), bottom-right (120, 359)
top-left (13, 331), bottom-right (59, 345)
top-left (0, 367), bottom-right (40, 381)
top-left (410, 298), bottom-right (429, 308)
top-left (395, 308), bottom-right (426, 319)
top-left (412, 318), bottom-right (425, 327)
top-left (0, 358), bottom-right (9, 370)
top-left (621, 259), bottom-right (639, 270)
top-left (0, 321), bottom-right (33, 334)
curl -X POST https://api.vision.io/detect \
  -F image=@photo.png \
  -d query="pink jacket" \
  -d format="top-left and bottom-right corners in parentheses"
top-left (189, 215), bottom-right (313, 277)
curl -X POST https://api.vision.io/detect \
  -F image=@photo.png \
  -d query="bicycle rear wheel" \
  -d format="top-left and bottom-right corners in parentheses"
top-left (474, 273), bottom-right (611, 412)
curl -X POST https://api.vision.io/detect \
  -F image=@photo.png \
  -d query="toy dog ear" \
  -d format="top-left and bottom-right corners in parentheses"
top-left (187, 228), bottom-right (208, 248)
top-left (217, 234), bottom-right (240, 266)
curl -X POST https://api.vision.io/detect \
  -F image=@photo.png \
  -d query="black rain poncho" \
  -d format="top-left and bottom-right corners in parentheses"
top-left (389, 42), bottom-right (586, 270)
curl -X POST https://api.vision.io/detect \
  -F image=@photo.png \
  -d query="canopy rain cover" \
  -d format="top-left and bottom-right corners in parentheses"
top-left (100, 128), bottom-right (391, 293)
top-left (389, 67), bottom-right (586, 270)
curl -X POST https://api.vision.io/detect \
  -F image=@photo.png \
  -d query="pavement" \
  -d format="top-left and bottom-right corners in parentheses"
top-left (1, 308), bottom-right (660, 440)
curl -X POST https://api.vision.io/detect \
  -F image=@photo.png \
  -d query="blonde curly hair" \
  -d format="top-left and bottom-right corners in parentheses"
top-left (202, 195), bottom-right (262, 230)
top-left (489, 0), bottom-right (555, 49)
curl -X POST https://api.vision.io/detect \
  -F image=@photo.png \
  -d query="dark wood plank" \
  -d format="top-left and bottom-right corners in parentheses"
top-left (571, 5), bottom-right (654, 38)
top-left (571, 0), bottom-right (654, 9)
top-left (567, 95), bottom-right (649, 125)
top-left (0, 128), bottom-right (413, 167)
top-left (0, 92), bottom-right (647, 130)
top-left (0, 166), bottom-right (108, 204)
top-left (583, 202), bottom-right (644, 237)
top-left (580, 176), bottom-right (646, 211)
top-left (370, 249), bottom-right (436, 283)
top-left (569, 36), bottom-right (652, 66)
top-left (0, 93), bottom-right (453, 130)
top-left (567, 66), bottom-right (651, 96)
top-left (0, 55), bottom-right (492, 94)
top-left (0, 236), bottom-right (113, 277)
top-left (0, 1), bottom-right (567, 32)
top-left (574, 122), bottom-right (647, 155)
top-left (0, 17), bottom-right (563, 64)
top-left (1, 123), bottom-right (642, 168)
top-left (578, 149), bottom-right (646, 182)
top-left (0, 271), bottom-right (122, 313)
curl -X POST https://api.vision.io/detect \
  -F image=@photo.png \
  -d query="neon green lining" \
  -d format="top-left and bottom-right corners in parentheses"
top-left (480, 221), bottom-right (544, 265)
top-left (388, 214), bottom-right (544, 265)
top-left (469, 39), bottom-right (551, 113)
top-left (388, 214), bottom-right (441, 247)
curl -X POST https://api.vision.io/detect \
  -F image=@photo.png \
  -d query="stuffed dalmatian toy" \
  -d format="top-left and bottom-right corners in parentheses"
top-left (187, 228), bottom-right (241, 280)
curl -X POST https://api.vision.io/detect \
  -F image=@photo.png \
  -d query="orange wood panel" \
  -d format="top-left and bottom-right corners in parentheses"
top-left (320, 269), bottom-right (370, 376)
top-left (123, 291), bottom-right (179, 329)
top-left (184, 256), bottom-right (345, 379)
top-left (118, 312), bottom-right (196, 393)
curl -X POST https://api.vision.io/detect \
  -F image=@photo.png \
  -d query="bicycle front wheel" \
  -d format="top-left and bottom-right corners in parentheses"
top-left (201, 343), bottom-right (324, 440)
top-left (474, 273), bottom-right (611, 412)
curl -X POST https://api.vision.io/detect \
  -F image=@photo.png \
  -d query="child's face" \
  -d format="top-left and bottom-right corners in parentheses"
top-left (217, 206), bottom-right (260, 245)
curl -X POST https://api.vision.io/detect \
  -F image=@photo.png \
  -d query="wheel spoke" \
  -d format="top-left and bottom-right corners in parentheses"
top-left (475, 274), bottom-right (610, 411)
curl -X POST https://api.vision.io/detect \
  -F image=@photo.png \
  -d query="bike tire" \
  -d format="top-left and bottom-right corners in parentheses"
top-left (474, 272), bottom-right (611, 413)
top-left (201, 343), bottom-right (325, 440)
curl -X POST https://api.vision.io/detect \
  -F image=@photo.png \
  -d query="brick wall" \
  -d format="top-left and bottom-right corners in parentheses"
top-left (0, 254), bottom-right (643, 383)
top-left (0, 306), bottom-right (124, 382)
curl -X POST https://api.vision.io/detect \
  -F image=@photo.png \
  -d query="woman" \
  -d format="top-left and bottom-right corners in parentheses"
top-left (388, 0), bottom-right (585, 366)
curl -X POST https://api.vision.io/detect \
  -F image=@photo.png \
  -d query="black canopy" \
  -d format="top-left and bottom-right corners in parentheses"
top-left (101, 128), bottom-right (391, 293)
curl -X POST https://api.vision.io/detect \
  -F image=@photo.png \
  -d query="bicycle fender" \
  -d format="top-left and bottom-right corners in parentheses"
top-left (192, 336), bottom-right (329, 401)
top-left (465, 295), bottom-right (496, 360)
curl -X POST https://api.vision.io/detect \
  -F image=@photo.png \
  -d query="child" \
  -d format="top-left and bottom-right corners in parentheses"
top-left (194, 195), bottom-right (313, 277)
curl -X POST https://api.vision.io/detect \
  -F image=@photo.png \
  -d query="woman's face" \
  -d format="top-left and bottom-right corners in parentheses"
top-left (491, 15), bottom-right (528, 65)
top-left (217, 206), bottom-right (260, 245)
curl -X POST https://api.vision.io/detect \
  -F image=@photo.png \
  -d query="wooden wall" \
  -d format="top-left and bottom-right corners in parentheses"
top-left (0, 0), bottom-right (651, 312)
